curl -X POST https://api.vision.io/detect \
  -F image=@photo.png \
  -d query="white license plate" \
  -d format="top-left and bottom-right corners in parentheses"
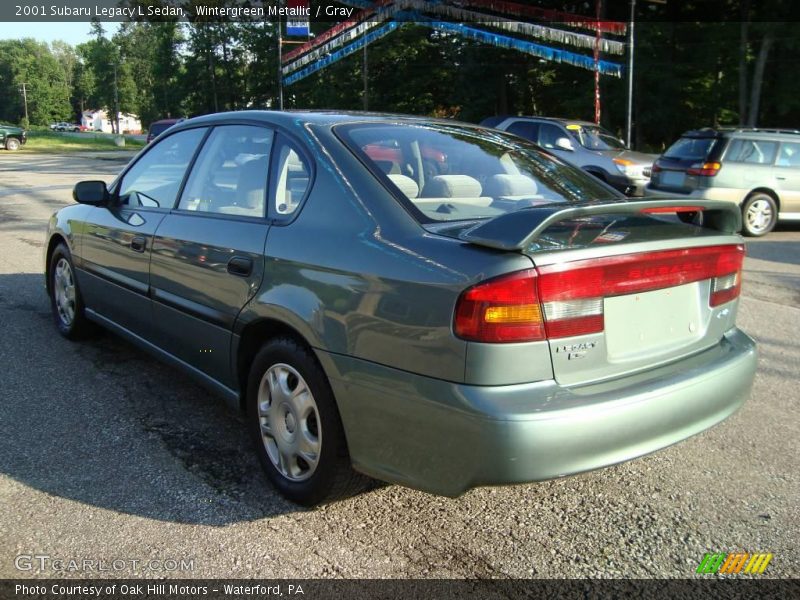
top-left (660, 170), bottom-right (686, 187)
top-left (604, 283), bottom-right (704, 362)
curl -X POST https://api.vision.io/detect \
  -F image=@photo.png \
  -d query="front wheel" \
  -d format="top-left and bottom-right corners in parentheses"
top-left (48, 243), bottom-right (94, 339)
top-left (741, 193), bottom-right (777, 237)
top-left (247, 338), bottom-right (367, 506)
top-left (5, 137), bottom-right (20, 151)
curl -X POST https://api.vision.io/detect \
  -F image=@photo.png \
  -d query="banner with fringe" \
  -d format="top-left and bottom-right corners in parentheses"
top-left (421, 20), bottom-right (623, 77)
top-left (284, 22), bottom-right (400, 85)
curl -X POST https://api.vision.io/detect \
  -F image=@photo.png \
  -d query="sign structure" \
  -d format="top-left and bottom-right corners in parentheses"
top-left (281, 0), bottom-right (626, 86)
top-left (286, 0), bottom-right (310, 36)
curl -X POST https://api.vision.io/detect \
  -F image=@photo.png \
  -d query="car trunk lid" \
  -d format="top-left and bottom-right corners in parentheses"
top-left (454, 200), bottom-right (745, 386)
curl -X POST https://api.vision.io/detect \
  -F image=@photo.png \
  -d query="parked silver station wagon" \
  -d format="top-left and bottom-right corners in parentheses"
top-left (46, 111), bottom-right (757, 505)
top-left (647, 127), bottom-right (800, 236)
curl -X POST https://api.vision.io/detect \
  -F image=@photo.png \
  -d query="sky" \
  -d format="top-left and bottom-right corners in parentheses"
top-left (0, 22), bottom-right (120, 46)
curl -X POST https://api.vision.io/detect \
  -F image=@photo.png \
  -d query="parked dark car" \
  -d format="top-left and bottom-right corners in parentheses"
top-left (646, 127), bottom-right (800, 236)
top-left (45, 111), bottom-right (756, 505)
top-left (146, 118), bottom-right (184, 144)
top-left (0, 122), bottom-right (26, 150)
top-left (482, 116), bottom-right (657, 196)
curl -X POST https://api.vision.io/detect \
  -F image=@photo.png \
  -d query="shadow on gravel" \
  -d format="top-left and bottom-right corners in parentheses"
top-left (0, 272), bottom-right (373, 525)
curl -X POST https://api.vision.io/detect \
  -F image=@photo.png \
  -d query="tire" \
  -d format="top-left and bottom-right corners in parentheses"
top-left (5, 137), bottom-right (20, 151)
top-left (247, 337), bottom-right (367, 506)
top-left (48, 243), bottom-right (94, 339)
top-left (741, 193), bottom-right (777, 237)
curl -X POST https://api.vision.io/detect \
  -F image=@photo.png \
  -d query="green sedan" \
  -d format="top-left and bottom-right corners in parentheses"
top-left (45, 111), bottom-right (757, 505)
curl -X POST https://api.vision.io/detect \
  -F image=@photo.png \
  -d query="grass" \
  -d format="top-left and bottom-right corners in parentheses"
top-left (19, 130), bottom-right (145, 154)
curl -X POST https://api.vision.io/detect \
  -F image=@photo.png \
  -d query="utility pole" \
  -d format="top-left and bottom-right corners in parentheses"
top-left (363, 42), bottom-right (368, 111)
top-left (113, 62), bottom-right (120, 135)
top-left (593, 0), bottom-right (602, 124)
top-left (626, 0), bottom-right (635, 148)
top-left (19, 82), bottom-right (29, 125)
top-left (278, 15), bottom-right (284, 110)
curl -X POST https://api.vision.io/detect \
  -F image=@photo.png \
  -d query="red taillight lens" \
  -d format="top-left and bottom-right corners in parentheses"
top-left (454, 270), bottom-right (545, 343)
top-left (455, 245), bottom-right (745, 343)
top-left (686, 162), bottom-right (722, 176)
top-left (651, 163), bottom-right (662, 173)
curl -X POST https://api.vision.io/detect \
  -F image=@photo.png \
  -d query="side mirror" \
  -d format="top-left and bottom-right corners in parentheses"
top-left (73, 180), bottom-right (109, 205)
top-left (554, 137), bottom-right (574, 151)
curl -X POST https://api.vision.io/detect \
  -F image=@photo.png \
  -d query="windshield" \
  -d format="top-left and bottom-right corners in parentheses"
top-left (571, 125), bottom-right (626, 151)
top-left (149, 122), bottom-right (175, 137)
top-left (336, 123), bottom-right (620, 223)
top-left (663, 136), bottom-right (717, 160)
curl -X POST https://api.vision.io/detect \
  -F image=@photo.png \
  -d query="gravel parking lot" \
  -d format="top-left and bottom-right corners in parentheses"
top-left (0, 153), bottom-right (797, 580)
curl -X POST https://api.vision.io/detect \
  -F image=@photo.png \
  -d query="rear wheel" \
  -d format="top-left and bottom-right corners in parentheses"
top-left (247, 337), bottom-right (366, 506)
top-left (5, 137), bottom-right (20, 151)
top-left (741, 193), bottom-right (777, 237)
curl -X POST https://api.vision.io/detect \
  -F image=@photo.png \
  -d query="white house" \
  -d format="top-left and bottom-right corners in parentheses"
top-left (81, 109), bottom-right (142, 134)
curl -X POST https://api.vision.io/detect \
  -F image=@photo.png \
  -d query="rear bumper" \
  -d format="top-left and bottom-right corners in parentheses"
top-left (319, 328), bottom-right (757, 497)
top-left (645, 185), bottom-right (744, 204)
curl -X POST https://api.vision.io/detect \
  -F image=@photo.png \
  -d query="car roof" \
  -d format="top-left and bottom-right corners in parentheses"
top-left (680, 127), bottom-right (800, 140)
top-left (168, 110), bottom-right (492, 133)
top-left (483, 115), bottom-right (598, 128)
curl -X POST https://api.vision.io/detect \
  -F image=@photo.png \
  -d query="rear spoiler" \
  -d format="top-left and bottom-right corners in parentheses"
top-left (458, 199), bottom-right (741, 251)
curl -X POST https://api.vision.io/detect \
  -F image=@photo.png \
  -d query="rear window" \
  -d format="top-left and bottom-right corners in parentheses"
top-left (149, 122), bottom-right (175, 137)
top-left (336, 123), bottom-right (619, 223)
top-left (663, 137), bottom-right (717, 160)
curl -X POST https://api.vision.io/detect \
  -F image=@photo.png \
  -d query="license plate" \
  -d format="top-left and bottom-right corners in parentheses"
top-left (604, 283), bottom-right (703, 362)
top-left (660, 170), bottom-right (685, 188)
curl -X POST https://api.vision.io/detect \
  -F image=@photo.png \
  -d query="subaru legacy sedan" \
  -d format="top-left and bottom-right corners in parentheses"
top-left (45, 111), bottom-right (757, 505)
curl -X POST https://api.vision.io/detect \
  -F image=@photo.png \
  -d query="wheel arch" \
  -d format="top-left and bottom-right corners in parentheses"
top-left (235, 317), bottom-right (319, 412)
top-left (45, 233), bottom-right (70, 296)
top-left (746, 187), bottom-right (780, 210)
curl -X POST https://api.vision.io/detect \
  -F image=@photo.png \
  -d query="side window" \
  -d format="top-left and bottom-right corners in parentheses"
top-left (725, 138), bottom-right (778, 165)
top-left (118, 128), bottom-right (206, 208)
top-left (178, 125), bottom-right (273, 218)
top-left (270, 137), bottom-right (311, 219)
top-left (506, 121), bottom-right (540, 143)
top-left (538, 123), bottom-right (565, 149)
top-left (776, 141), bottom-right (800, 167)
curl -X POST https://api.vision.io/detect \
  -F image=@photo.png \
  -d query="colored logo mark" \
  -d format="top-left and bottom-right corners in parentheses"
top-left (696, 552), bottom-right (773, 575)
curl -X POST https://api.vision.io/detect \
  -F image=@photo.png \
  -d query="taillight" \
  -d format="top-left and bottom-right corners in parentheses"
top-left (454, 270), bottom-right (546, 343)
top-left (454, 245), bottom-right (745, 343)
top-left (651, 163), bottom-right (662, 173)
top-left (686, 161), bottom-right (722, 176)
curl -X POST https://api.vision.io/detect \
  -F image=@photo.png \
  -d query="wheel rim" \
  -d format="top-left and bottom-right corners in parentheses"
top-left (257, 363), bottom-right (321, 482)
top-left (53, 258), bottom-right (76, 326)
top-left (8, 140), bottom-right (19, 150)
top-left (745, 199), bottom-right (773, 234)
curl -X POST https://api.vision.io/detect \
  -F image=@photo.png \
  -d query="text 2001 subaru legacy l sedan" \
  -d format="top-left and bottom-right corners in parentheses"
top-left (45, 111), bottom-right (757, 505)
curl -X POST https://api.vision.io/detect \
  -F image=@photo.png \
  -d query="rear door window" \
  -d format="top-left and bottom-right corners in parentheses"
top-left (178, 125), bottom-right (273, 218)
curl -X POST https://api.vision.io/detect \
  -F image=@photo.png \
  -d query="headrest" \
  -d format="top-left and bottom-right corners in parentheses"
top-left (387, 174), bottom-right (420, 199)
top-left (422, 175), bottom-right (482, 198)
top-left (482, 174), bottom-right (538, 197)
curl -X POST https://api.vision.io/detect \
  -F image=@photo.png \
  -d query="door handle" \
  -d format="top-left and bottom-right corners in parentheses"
top-left (776, 176), bottom-right (786, 180)
top-left (131, 236), bottom-right (147, 252)
top-left (227, 256), bottom-right (253, 277)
